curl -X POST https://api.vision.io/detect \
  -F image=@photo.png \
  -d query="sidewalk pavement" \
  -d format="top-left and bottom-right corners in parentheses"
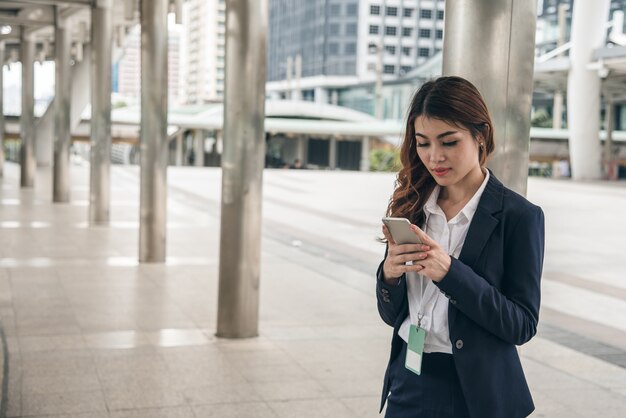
top-left (0, 161), bottom-right (624, 417)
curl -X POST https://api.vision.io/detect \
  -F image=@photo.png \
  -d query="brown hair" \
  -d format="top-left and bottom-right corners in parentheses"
top-left (386, 76), bottom-right (495, 226)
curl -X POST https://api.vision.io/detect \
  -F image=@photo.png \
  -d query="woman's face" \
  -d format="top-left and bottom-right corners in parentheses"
top-left (413, 116), bottom-right (483, 188)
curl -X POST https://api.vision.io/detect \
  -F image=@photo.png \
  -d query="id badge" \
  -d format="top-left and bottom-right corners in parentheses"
top-left (405, 324), bottom-right (426, 375)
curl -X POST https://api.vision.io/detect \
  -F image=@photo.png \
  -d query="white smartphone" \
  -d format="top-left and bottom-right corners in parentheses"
top-left (382, 217), bottom-right (423, 245)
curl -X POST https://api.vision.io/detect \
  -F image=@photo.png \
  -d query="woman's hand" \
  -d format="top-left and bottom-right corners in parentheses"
top-left (381, 225), bottom-right (431, 284)
top-left (409, 225), bottom-right (451, 282)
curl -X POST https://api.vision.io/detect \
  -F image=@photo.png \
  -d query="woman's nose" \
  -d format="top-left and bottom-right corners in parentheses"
top-left (429, 146), bottom-right (445, 163)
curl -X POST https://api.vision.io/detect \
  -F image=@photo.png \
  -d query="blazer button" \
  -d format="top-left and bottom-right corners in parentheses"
top-left (455, 339), bottom-right (464, 350)
top-left (383, 297), bottom-right (390, 303)
top-left (450, 299), bottom-right (457, 305)
top-left (382, 289), bottom-right (389, 295)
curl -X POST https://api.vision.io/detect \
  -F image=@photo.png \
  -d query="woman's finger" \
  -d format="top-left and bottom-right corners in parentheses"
top-left (382, 225), bottom-right (397, 246)
top-left (410, 225), bottom-right (438, 247)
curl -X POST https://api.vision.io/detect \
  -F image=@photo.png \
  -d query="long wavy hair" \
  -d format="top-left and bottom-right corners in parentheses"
top-left (386, 76), bottom-right (495, 227)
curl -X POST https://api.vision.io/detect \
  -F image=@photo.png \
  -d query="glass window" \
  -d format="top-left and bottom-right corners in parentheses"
top-left (383, 64), bottom-right (395, 74)
top-left (328, 43), bottom-right (339, 54)
top-left (401, 66), bottom-right (412, 74)
top-left (330, 4), bottom-right (341, 15)
top-left (385, 45), bottom-right (396, 55)
top-left (345, 42), bottom-right (356, 54)
top-left (418, 47), bottom-right (430, 57)
top-left (330, 23), bottom-right (340, 35)
top-left (346, 3), bottom-right (358, 16)
top-left (402, 27), bottom-right (413, 37)
top-left (437, 10), bottom-right (444, 20)
top-left (420, 9), bottom-right (432, 19)
top-left (402, 46), bottom-right (411, 56)
top-left (403, 8), bottom-right (414, 18)
top-left (386, 6), bottom-right (398, 16)
top-left (370, 5), bottom-right (380, 15)
top-left (436, 29), bottom-right (443, 39)
top-left (369, 25), bottom-right (379, 35)
top-left (385, 26), bottom-right (397, 36)
top-left (346, 23), bottom-right (357, 36)
top-left (419, 28), bottom-right (431, 38)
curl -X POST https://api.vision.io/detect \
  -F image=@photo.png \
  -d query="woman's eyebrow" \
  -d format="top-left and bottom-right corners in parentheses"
top-left (414, 131), bottom-right (458, 139)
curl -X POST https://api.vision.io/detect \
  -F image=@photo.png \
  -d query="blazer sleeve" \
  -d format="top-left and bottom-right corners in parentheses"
top-left (435, 205), bottom-right (545, 346)
top-left (376, 245), bottom-right (408, 327)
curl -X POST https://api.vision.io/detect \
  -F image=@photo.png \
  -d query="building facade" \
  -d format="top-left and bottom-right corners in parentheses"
top-left (267, 0), bottom-right (445, 102)
top-left (116, 22), bottom-right (181, 105)
top-left (179, 0), bottom-right (226, 103)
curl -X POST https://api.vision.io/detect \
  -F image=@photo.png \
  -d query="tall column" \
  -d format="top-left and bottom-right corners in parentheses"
top-left (139, 0), bottom-right (169, 263)
top-left (20, 29), bottom-right (36, 188)
top-left (293, 53), bottom-right (302, 101)
top-left (360, 136), bottom-right (370, 172)
top-left (90, 0), bottom-right (113, 223)
top-left (194, 129), bottom-right (205, 167)
top-left (175, 131), bottom-right (183, 166)
top-left (53, 11), bottom-right (72, 203)
top-left (0, 42), bottom-right (5, 178)
top-left (567, 0), bottom-right (611, 180)
top-left (604, 100), bottom-right (617, 181)
top-left (216, 0), bottom-right (267, 338)
top-left (328, 136), bottom-right (337, 169)
top-left (442, 0), bottom-right (537, 195)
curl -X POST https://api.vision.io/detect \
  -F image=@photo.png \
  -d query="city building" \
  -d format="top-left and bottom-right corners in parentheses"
top-left (115, 20), bottom-right (182, 105)
top-left (266, 0), bottom-right (445, 106)
top-left (178, 0), bottom-right (226, 103)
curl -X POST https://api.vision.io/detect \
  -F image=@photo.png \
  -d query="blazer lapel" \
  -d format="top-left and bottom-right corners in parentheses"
top-left (458, 172), bottom-right (503, 267)
top-left (449, 172), bottom-right (504, 328)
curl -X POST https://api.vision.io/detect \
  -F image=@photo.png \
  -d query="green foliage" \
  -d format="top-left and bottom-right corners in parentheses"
top-left (112, 100), bottom-right (128, 109)
top-left (531, 109), bottom-right (553, 128)
top-left (370, 148), bottom-right (401, 172)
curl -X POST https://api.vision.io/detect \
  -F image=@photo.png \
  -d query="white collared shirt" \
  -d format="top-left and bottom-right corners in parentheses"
top-left (398, 170), bottom-right (490, 353)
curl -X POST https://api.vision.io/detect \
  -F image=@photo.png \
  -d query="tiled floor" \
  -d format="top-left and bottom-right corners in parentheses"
top-left (0, 162), bottom-right (625, 417)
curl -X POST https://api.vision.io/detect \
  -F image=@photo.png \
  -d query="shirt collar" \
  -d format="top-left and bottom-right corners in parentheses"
top-left (423, 169), bottom-right (490, 223)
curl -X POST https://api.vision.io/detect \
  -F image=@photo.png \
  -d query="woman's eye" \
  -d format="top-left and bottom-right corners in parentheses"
top-left (416, 143), bottom-right (429, 148)
top-left (443, 141), bottom-right (458, 147)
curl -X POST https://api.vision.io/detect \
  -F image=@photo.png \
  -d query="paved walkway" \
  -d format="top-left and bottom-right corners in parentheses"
top-left (0, 161), bottom-right (624, 417)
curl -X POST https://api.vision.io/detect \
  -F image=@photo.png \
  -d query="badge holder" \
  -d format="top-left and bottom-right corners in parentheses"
top-left (405, 317), bottom-right (426, 375)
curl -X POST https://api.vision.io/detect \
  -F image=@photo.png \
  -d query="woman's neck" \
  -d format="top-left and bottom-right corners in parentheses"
top-left (439, 167), bottom-right (486, 206)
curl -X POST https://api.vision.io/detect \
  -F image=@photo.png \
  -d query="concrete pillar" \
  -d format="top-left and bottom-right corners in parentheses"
top-left (90, 1), bottom-right (112, 224)
top-left (194, 129), bottom-right (205, 167)
top-left (296, 136), bottom-right (305, 162)
top-left (360, 136), bottom-right (370, 172)
top-left (604, 100), bottom-right (617, 181)
top-left (328, 136), bottom-right (337, 170)
top-left (293, 53), bottom-right (302, 101)
top-left (20, 29), bottom-right (36, 188)
top-left (314, 87), bottom-right (329, 104)
top-left (552, 91), bottom-right (563, 129)
top-left (0, 42), bottom-right (4, 178)
top-left (175, 131), bottom-right (183, 166)
top-left (286, 55), bottom-right (292, 100)
top-left (567, 0), bottom-right (611, 180)
top-left (216, 0), bottom-right (267, 338)
top-left (53, 11), bottom-right (72, 203)
top-left (442, 0), bottom-right (537, 195)
top-left (139, 0), bottom-right (169, 263)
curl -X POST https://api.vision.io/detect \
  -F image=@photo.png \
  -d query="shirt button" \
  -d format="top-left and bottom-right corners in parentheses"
top-left (455, 339), bottom-right (464, 350)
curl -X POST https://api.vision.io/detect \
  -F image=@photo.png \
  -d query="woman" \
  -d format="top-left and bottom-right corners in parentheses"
top-left (376, 76), bottom-right (544, 418)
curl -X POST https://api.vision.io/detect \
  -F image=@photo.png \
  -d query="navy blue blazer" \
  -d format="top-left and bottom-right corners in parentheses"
top-left (376, 173), bottom-right (545, 418)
